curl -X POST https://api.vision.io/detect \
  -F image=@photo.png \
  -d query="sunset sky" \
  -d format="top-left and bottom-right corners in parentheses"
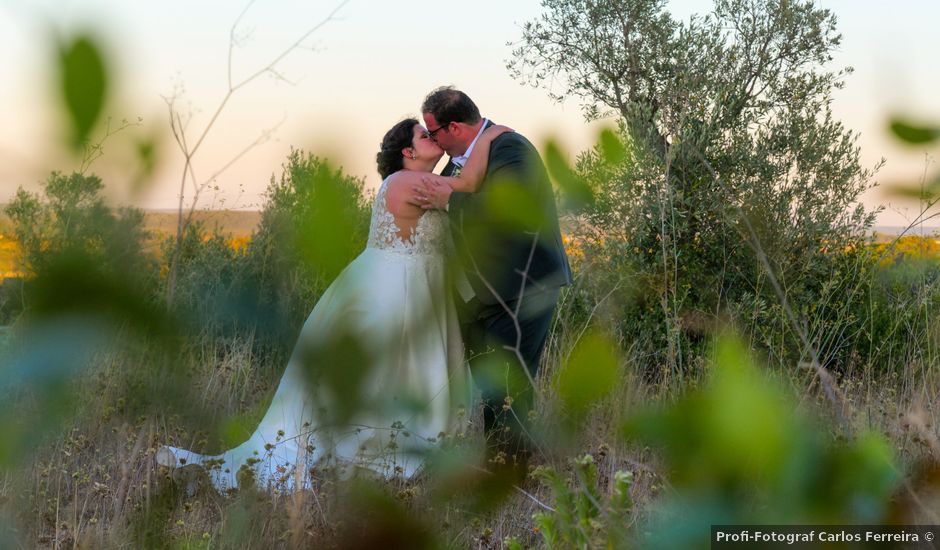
top-left (1, 0), bottom-right (938, 225)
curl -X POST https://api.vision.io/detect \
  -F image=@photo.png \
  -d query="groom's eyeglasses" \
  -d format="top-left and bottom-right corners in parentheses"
top-left (427, 123), bottom-right (450, 139)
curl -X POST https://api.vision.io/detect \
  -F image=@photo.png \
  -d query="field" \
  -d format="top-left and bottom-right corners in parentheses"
top-left (3, 176), bottom-right (940, 547)
top-left (140, 210), bottom-right (262, 238)
top-left (0, 212), bottom-right (933, 281)
top-left (0, 210), bottom-right (261, 280)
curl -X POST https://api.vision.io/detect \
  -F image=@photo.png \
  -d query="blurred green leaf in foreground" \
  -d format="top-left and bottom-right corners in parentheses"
top-left (888, 117), bottom-right (940, 199)
top-left (622, 332), bottom-right (902, 548)
top-left (57, 33), bottom-right (109, 151)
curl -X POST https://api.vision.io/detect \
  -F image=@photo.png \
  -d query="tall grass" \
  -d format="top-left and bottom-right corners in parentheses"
top-left (3, 162), bottom-right (940, 548)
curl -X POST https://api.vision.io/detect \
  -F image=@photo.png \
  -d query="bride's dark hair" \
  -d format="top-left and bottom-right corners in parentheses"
top-left (376, 118), bottom-right (418, 179)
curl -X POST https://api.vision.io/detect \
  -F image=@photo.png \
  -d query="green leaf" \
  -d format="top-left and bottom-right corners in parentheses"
top-left (219, 408), bottom-right (263, 448)
top-left (131, 135), bottom-right (159, 192)
top-left (704, 335), bottom-right (795, 482)
top-left (482, 181), bottom-right (545, 229)
top-left (598, 127), bottom-right (628, 166)
top-left (557, 331), bottom-right (619, 414)
top-left (296, 159), bottom-right (365, 282)
top-left (544, 140), bottom-right (593, 209)
top-left (58, 34), bottom-right (109, 150)
top-left (889, 119), bottom-right (940, 145)
top-left (829, 432), bottom-right (901, 521)
top-left (887, 172), bottom-right (940, 200)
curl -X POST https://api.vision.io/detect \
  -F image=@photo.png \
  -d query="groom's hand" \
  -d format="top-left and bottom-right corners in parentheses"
top-left (417, 176), bottom-right (452, 210)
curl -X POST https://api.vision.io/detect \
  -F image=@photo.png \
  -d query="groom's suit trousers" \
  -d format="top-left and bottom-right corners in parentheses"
top-left (462, 285), bottom-right (559, 461)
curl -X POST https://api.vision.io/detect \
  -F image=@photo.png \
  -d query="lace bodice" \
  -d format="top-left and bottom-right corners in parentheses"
top-left (366, 177), bottom-right (449, 257)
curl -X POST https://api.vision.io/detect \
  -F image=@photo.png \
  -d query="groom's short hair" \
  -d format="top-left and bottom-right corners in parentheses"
top-left (422, 86), bottom-right (482, 126)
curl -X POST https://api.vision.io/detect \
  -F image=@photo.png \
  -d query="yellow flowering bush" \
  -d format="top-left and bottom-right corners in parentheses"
top-left (873, 234), bottom-right (940, 266)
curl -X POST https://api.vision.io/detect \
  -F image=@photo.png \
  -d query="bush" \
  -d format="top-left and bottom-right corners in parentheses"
top-left (160, 149), bottom-right (373, 381)
top-left (241, 149), bottom-right (372, 338)
top-left (4, 171), bottom-right (157, 314)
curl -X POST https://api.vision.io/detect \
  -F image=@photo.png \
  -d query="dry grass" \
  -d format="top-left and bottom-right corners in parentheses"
top-left (4, 295), bottom-right (940, 549)
top-left (4, 227), bottom-right (940, 548)
top-left (0, 332), bottom-right (662, 549)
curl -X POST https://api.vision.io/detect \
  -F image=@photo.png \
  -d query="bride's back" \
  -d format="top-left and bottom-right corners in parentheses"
top-left (366, 173), bottom-right (448, 257)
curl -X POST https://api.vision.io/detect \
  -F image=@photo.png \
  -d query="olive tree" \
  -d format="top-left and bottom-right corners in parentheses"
top-left (510, 0), bottom-right (879, 376)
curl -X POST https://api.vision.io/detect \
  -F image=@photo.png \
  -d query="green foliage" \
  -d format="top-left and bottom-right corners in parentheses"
top-left (0, 172), bottom-right (179, 470)
top-left (483, 182), bottom-right (546, 230)
top-left (890, 119), bottom-right (940, 146)
top-left (887, 117), bottom-right (940, 198)
top-left (532, 455), bottom-right (634, 548)
top-left (57, 34), bottom-right (109, 150)
top-left (624, 333), bottom-right (902, 548)
top-left (131, 133), bottom-right (160, 191)
top-left (162, 221), bottom-right (250, 333)
top-left (242, 149), bottom-right (371, 331)
top-left (544, 140), bottom-right (593, 210)
top-left (555, 330), bottom-right (619, 417)
top-left (4, 171), bottom-right (156, 301)
top-left (158, 150), bottom-right (372, 365)
top-left (514, 0), bottom-right (879, 376)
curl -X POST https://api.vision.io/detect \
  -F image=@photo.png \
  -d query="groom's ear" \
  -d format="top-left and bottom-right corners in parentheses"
top-left (450, 121), bottom-right (467, 138)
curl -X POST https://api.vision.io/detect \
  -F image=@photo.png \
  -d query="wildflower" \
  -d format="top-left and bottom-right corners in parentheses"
top-left (502, 395), bottom-right (514, 411)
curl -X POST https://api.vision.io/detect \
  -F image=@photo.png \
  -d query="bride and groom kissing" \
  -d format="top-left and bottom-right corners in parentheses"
top-left (157, 86), bottom-right (572, 491)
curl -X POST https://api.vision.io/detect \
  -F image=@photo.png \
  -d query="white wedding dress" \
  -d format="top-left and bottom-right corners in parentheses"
top-left (157, 177), bottom-right (467, 491)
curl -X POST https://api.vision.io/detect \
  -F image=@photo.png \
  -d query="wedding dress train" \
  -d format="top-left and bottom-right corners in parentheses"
top-left (157, 177), bottom-right (467, 490)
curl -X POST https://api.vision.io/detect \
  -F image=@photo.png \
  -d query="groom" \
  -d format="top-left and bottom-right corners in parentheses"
top-left (417, 86), bottom-right (572, 471)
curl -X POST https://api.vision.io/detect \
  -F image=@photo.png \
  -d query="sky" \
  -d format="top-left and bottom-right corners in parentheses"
top-left (1, 0), bottom-right (938, 226)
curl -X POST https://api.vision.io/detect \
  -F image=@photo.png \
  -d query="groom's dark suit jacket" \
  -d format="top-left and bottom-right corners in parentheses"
top-left (443, 123), bottom-right (572, 307)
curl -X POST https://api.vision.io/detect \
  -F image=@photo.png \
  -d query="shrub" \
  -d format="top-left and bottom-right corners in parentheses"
top-left (240, 149), bottom-right (372, 340)
top-left (4, 171), bottom-right (157, 312)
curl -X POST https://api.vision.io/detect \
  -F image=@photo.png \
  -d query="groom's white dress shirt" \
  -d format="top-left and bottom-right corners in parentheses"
top-left (451, 118), bottom-right (489, 168)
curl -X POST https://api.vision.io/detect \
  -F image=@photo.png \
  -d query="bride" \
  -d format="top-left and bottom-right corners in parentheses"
top-left (157, 118), bottom-right (511, 491)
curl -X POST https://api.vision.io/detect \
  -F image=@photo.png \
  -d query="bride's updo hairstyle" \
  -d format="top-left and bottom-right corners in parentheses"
top-left (376, 118), bottom-right (418, 179)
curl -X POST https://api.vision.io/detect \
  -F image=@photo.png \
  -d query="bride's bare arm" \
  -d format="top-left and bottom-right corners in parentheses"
top-left (443, 124), bottom-right (513, 193)
top-left (413, 125), bottom-right (513, 209)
